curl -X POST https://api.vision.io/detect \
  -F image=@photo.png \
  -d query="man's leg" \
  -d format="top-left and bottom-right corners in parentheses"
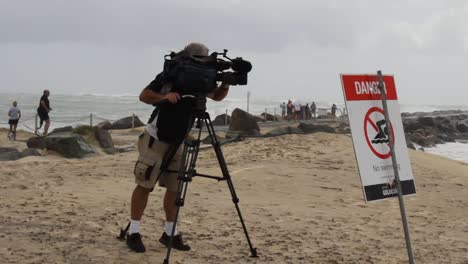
top-left (12, 124), bottom-right (17, 140)
top-left (131, 185), bottom-right (151, 221)
top-left (127, 185), bottom-right (151, 253)
top-left (44, 119), bottom-right (50, 136)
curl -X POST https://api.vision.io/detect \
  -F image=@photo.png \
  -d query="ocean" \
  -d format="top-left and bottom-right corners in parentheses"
top-left (1, 92), bottom-right (467, 163)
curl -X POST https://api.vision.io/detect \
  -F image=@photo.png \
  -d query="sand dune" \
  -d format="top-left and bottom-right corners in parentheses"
top-left (0, 130), bottom-right (467, 263)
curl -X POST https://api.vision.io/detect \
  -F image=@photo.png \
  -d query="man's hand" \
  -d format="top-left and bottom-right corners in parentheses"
top-left (164, 92), bottom-right (181, 104)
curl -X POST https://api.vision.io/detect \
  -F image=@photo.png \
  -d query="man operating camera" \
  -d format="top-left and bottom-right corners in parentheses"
top-left (127, 42), bottom-right (230, 253)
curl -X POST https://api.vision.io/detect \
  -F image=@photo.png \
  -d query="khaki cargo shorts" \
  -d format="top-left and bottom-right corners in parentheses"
top-left (134, 131), bottom-right (183, 191)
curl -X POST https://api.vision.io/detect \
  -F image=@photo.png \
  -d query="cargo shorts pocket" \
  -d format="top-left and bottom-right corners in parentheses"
top-left (134, 157), bottom-right (156, 182)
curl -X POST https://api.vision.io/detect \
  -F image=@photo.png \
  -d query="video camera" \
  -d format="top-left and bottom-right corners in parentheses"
top-left (163, 49), bottom-right (252, 96)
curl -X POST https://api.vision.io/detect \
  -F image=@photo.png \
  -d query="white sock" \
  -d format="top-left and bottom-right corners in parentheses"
top-left (165, 221), bottom-right (178, 236)
top-left (129, 219), bottom-right (140, 235)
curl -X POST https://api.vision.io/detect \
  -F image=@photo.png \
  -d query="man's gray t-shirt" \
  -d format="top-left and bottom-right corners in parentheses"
top-left (9, 107), bottom-right (20, 120)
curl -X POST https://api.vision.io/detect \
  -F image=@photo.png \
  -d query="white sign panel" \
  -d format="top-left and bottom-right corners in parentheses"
top-left (341, 74), bottom-right (416, 201)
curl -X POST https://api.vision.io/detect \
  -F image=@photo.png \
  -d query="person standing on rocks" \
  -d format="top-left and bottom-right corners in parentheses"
top-left (287, 100), bottom-right (293, 121)
top-left (280, 102), bottom-right (286, 120)
top-left (331, 103), bottom-right (337, 119)
top-left (311, 101), bottom-right (317, 119)
top-left (8, 101), bottom-right (21, 140)
top-left (37, 90), bottom-right (52, 136)
top-left (126, 42), bottom-right (231, 254)
top-left (293, 100), bottom-right (301, 121)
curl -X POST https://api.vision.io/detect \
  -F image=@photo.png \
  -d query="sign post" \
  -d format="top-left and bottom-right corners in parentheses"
top-left (377, 71), bottom-right (414, 264)
top-left (341, 72), bottom-right (416, 264)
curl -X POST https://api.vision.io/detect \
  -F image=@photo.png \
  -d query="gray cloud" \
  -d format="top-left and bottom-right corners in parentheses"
top-left (1, 0), bottom-right (467, 105)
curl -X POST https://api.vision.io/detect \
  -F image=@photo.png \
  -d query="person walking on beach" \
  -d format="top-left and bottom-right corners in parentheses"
top-left (37, 90), bottom-right (52, 136)
top-left (331, 103), bottom-right (337, 119)
top-left (126, 42), bottom-right (231, 253)
top-left (280, 102), bottom-right (286, 120)
top-left (7, 101), bottom-right (21, 140)
top-left (311, 101), bottom-right (317, 119)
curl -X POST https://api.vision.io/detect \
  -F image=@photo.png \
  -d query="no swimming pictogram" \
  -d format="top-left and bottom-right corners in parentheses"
top-left (363, 107), bottom-right (394, 159)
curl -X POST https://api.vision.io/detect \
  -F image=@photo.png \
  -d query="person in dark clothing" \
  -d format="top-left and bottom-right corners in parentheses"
top-left (37, 90), bottom-right (51, 135)
top-left (304, 103), bottom-right (310, 120)
top-left (126, 42), bottom-right (231, 254)
top-left (286, 100), bottom-right (293, 121)
top-left (331, 103), bottom-right (337, 119)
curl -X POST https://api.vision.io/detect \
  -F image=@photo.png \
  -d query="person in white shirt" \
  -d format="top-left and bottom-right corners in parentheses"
top-left (8, 101), bottom-right (21, 140)
top-left (293, 100), bottom-right (301, 121)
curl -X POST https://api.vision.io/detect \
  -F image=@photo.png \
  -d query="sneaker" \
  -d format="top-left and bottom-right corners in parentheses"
top-left (159, 232), bottom-right (191, 251)
top-left (126, 233), bottom-right (146, 253)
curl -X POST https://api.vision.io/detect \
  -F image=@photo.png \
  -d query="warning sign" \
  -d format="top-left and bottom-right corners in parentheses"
top-left (340, 74), bottom-right (416, 202)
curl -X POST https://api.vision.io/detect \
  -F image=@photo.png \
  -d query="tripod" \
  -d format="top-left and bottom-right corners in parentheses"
top-left (161, 108), bottom-right (258, 264)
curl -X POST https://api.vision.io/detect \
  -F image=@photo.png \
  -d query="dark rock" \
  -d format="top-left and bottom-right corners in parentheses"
top-left (228, 108), bottom-right (261, 136)
top-left (259, 113), bottom-right (277, 121)
top-left (0, 148), bottom-right (41, 161)
top-left (263, 126), bottom-right (304, 137)
top-left (110, 116), bottom-right (145, 130)
top-left (407, 142), bottom-right (416, 150)
top-left (201, 134), bottom-right (225, 144)
top-left (456, 119), bottom-right (468, 132)
top-left (417, 116), bottom-right (435, 126)
top-left (103, 148), bottom-right (117, 155)
top-left (212, 114), bottom-right (231, 126)
top-left (27, 134), bottom-right (95, 158)
top-left (50, 126), bottom-right (73, 135)
top-left (94, 127), bottom-right (114, 149)
top-left (298, 123), bottom-right (335, 134)
top-left (0, 148), bottom-right (21, 161)
top-left (27, 137), bottom-right (47, 149)
top-left (253, 115), bottom-right (264, 122)
top-left (97, 121), bottom-right (112, 130)
top-left (407, 133), bottom-right (440, 148)
top-left (21, 148), bottom-right (41, 157)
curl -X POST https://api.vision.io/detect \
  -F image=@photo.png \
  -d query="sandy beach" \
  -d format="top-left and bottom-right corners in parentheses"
top-left (0, 127), bottom-right (467, 264)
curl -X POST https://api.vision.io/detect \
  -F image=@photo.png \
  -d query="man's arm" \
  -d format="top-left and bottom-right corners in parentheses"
top-left (139, 89), bottom-right (180, 104)
top-left (207, 82), bottom-right (230, 101)
top-left (40, 101), bottom-right (50, 112)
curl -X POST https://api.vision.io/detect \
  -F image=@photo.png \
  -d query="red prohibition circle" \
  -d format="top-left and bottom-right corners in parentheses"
top-left (363, 107), bottom-right (395, 159)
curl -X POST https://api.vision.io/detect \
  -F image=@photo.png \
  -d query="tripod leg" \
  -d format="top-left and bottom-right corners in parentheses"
top-left (164, 129), bottom-right (202, 264)
top-left (203, 117), bottom-right (258, 258)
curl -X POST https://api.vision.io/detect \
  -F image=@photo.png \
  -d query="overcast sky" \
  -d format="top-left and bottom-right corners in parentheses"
top-left (1, 0), bottom-right (467, 105)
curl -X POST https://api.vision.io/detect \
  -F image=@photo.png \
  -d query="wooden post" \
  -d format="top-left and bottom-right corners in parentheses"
top-left (34, 114), bottom-right (38, 135)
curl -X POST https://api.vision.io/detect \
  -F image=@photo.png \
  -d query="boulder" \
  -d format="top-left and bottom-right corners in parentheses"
top-left (259, 112), bottom-right (276, 121)
top-left (94, 127), bottom-right (114, 149)
top-left (298, 123), bottom-right (335, 134)
top-left (417, 116), bottom-right (435, 126)
top-left (212, 114), bottom-right (231, 126)
top-left (50, 126), bottom-right (73, 135)
top-left (228, 108), bottom-right (261, 136)
top-left (263, 126), bottom-right (304, 137)
top-left (456, 119), bottom-right (468, 132)
top-left (0, 148), bottom-right (21, 161)
top-left (27, 137), bottom-right (47, 149)
top-left (110, 116), bottom-right (145, 130)
top-left (201, 134), bottom-right (225, 144)
top-left (407, 133), bottom-right (440, 148)
top-left (97, 121), bottom-right (112, 130)
top-left (27, 134), bottom-right (95, 158)
top-left (0, 147), bottom-right (41, 161)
